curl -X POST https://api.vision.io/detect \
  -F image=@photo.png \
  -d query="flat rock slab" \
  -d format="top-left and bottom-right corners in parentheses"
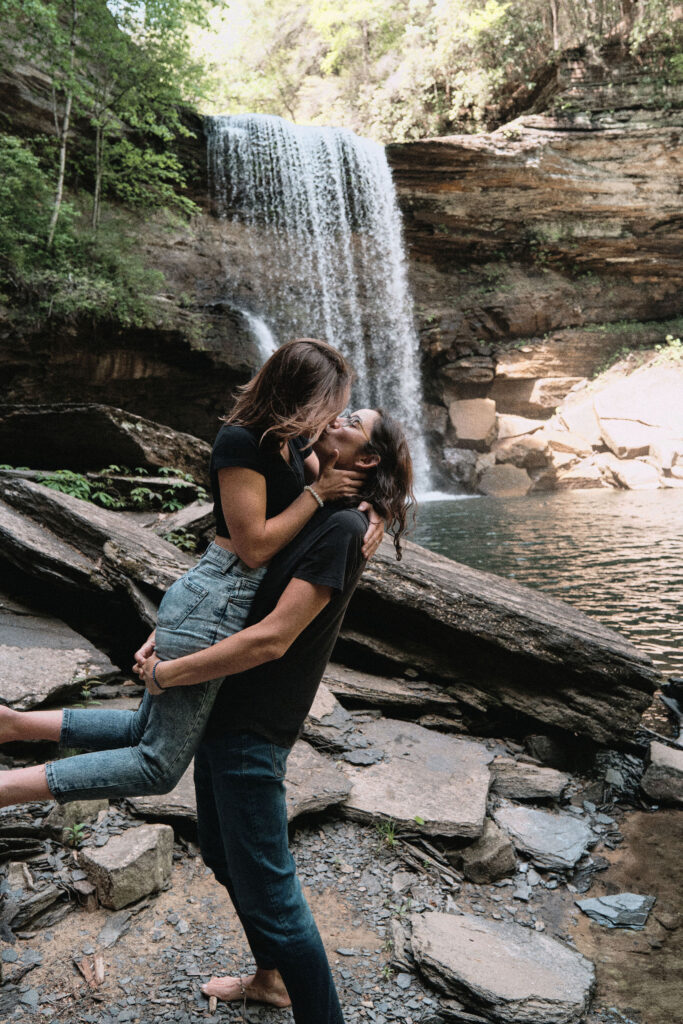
top-left (127, 742), bottom-right (351, 826)
top-left (411, 912), bottom-right (595, 1024)
top-left (490, 757), bottom-right (570, 800)
top-left (128, 765), bottom-right (197, 824)
top-left (302, 683), bottom-right (357, 751)
top-left (341, 719), bottom-right (492, 837)
top-left (284, 741), bottom-right (352, 821)
top-left (641, 741), bottom-right (683, 805)
top-left (79, 823), bottom-right (173, 910)
top-left (576, 893), bottom-right (655, 930)
top-left (323, 662), bottom-right (462, 715)
top-left (493, 800), bottom-right (595, 870)
top-left (0, 592), bottom-right (118, 709)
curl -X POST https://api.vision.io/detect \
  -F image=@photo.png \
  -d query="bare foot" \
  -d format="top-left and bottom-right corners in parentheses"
top-left (201, 968), bottom-right (291, 1008)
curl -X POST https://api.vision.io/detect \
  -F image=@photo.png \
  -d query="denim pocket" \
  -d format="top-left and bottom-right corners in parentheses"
top-left (270, 744), bottom-right (289, 780)
top-left (157, 575), bottom-right (209, 631)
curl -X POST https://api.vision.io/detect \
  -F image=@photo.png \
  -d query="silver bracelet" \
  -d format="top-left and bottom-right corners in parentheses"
top-left (304, 484), bottom-right (324, 508)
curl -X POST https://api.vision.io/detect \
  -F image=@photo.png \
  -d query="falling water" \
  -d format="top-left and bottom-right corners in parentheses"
top-left (240, 309), bottom-right (278, 362)
top-left (206, 113), bottom-right (430, 488)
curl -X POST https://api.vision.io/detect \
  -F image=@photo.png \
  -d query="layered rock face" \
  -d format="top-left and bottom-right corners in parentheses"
top-left (386, 46), bottom-right (683, 486)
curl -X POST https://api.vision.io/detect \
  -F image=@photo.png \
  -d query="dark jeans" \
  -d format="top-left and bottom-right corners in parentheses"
top-left (194, 732), bottom-right (345, 1024)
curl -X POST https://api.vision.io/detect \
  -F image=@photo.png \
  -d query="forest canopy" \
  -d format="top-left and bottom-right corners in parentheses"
top-left (194, 0), bottom-right (681, 141)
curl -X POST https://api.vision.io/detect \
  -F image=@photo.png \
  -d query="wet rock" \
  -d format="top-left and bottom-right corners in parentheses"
top-left (478, 464), bottom-right (532, 497)
top-left (0, 592), bottom-right (118, 710)
top-left (411, 911), bottom-right (595, 1023)
top-left (523, 734), bottom-right (572, 770)
top-left (449, 399), bottom-right (497, 450)
top-left (490, 757), bottom-right (570, 801)
top-left (79, 824), bottom-right (173, 909)
top-left (641, 741), bottom-right (683, 805)
top-left (341, 719), bottom-right (492, 837)
top-left (493, 800), bottom-right (595, 870)
top-left (0, 404), bottom-right (211, 485)
top-left (452, 819), bottom-right (516, 883)
top-left (576, 893), bottom-right (655, 930)
top-left (284, 742), bottom-right (352, 821)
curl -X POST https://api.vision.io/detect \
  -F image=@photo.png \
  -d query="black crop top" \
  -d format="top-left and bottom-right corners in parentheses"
top-left (209, 424), bottom-right (309, 539)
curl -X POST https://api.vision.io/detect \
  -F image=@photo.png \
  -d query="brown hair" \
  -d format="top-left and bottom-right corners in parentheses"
top-left (224, 338), bottom-right (351, 444)
top-left (360, 410), bottom-right (415, 560)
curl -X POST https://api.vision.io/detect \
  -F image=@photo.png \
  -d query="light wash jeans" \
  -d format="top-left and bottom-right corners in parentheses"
top-left (195, 732), bottom-right (345, 1024)
top-left (45, 544), bottom-right (265, 803)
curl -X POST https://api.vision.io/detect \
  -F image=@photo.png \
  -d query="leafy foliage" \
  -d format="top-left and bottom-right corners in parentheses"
top-left (0, 0), bottom-right (209, 321)
top-left (198, 0), bottom-right (682, 141)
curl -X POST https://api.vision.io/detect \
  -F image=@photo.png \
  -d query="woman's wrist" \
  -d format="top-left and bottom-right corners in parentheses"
top-left (303, 483), bottom-right (324, 508)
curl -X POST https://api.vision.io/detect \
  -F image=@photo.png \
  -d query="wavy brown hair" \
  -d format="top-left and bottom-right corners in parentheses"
top-left (224, 338), bottom-right (351, 444)
top-left (360, 410), bottom-right (415, 560)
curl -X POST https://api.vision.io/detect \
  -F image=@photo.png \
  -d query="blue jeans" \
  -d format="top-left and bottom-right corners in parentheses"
top-left (195, 732), bottom-right (345, 1024)
top-left (45, 544), bottom-right (265, 803)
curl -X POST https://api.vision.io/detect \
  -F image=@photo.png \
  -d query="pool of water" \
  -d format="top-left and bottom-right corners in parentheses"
top-left (412, 489), bottom-right (683, 676)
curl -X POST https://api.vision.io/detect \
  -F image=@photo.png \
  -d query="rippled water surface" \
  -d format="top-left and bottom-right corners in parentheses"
top-left (413, 490), bottom-right (683, 675)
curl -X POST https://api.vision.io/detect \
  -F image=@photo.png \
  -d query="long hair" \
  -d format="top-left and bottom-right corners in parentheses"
top-left (361, 410), bottom-right (415, 560)
top-left (224, 338), bottom-right (351, 444)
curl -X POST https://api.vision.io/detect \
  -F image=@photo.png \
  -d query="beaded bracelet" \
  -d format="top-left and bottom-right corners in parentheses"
top-left (152, 659), bottom-right (168, 691)
top-left (304, 484), bottom-right (324, 508)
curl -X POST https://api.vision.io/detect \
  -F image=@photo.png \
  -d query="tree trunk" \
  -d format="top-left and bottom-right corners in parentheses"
top-left (549, 0), bottom-right (560, 50)
top-left (92, 123), bottom-right (103, 232)
top-left (47, 0), bottom-right (78, 249)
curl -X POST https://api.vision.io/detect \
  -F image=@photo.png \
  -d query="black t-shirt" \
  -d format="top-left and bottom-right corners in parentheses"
top-left (204, 506), bottom-right (368, 748)
top-left (210, 424), bottom-right (308, 538)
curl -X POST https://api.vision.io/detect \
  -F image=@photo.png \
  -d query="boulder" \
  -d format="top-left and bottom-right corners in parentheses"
top-left (411, 912), bottom-right (595, 1023)
top-left (478, 464), bottom-right (531, 497)
top-left (609, 459), bottom-right (661, 491)
top-left (492, 800), bottom-right (595, 870)
top-left (45, 799), bottom-right (109, 841)
top-left (442, 447), bottom-right (478, 489)
top-left (341, 719), bottom-right (492, 837)
top-left (641, 741), bottom-right (683, 805)
top-left (448, 399), bottom-right (497, 450)
top-left (489, 377), bottom-right (583, 419)
top-left (492, 434), bottom-right (551, 469)
top-left (543, 429), bottom-right (593, 458)
top-left (453, 819), bottom-right (516, 883)
top-left (344, 537), bottom-right (659, 748)
top-left (79, 824), bottom-right (173, 909)
top-left (0, 404), bottom-right (211, 486)
top-left (490, 757), bottom-right (570, 801)
top-left (558, 397), bottom-right (603, 448)
top-left (496, 414), bottom-right (546, 440)
top-left (593, 366), bottom-right (683, 436)
top-left (599, 419), bottom-right (656, 460)
top-left (555, 457), bottom-right (609, 490)
top-left (0, 592), bottom-right (118, 709)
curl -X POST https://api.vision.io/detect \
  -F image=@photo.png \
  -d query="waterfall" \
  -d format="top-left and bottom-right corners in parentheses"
top-left (206, 113), bottom-right (430, 488)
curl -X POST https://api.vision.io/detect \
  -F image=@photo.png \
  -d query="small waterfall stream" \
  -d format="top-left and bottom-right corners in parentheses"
top-left (206, 113), bottom-right (430, 488)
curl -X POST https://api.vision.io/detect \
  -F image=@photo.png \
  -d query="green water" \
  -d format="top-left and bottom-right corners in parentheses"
top-left (412, 489), bottom-right (683, 676)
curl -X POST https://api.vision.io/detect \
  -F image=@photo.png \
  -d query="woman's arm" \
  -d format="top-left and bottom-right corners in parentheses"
top-left (137, 578), bottom-right (333, 691)
top-left (220, 451), bottom-right (365, 568)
